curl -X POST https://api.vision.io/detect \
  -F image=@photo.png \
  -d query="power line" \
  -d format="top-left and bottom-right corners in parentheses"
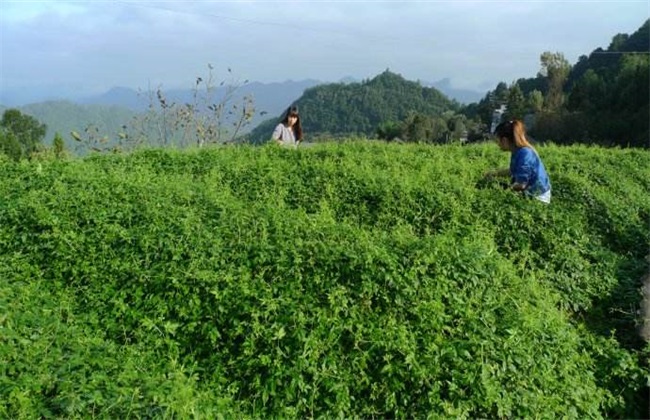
top-left (589, 51), bottom-right (650, 54)
top-left (115, 0), bottom-right (301, 29)
top-left (112, 0), bottom-right (405, 42)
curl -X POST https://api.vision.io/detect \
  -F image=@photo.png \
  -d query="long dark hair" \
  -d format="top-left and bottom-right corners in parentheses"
top-left (280, 105), bottom-right (303, 141)
top-left (494, 119), bottom-right (534, 150)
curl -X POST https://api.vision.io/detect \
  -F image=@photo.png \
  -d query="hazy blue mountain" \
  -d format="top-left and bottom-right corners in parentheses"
top-left (228, 79), bottom-right (322, 122)
top-left (1, 79), bottom-right (322, 115)
top-left (79, 79), bottom-right (321, 113)
top-left (17, 101), bottom-right (136, 151)
top-left (0, 86), bottom-right (85, 108)
top-left (1, 77), bottom-right (482, 112)
top-left (428, 78), bottom-right (485, 104)
top-left (338, 76), bottom-right (360, 84)
top-left (79, 87), bottom-right (149, 110)
top-left (75, 79), bottom-right (322, 133)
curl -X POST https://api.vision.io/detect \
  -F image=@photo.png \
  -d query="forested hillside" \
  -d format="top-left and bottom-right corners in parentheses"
top-left (245, 71), bottom-right (464, 144)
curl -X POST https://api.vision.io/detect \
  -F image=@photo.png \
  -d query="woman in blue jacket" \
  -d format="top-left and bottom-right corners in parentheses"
top-left (485, 119), bottom-right (551, 203)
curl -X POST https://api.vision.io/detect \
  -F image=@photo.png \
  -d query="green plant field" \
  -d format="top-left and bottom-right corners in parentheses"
top-left (1, 141), bottom-right (649, 418)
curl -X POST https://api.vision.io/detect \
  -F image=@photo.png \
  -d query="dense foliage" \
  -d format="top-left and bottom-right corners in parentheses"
top-left (0, 109), bottom-right (47, 161)
top-left (1, 141), bottom-right (648, 418)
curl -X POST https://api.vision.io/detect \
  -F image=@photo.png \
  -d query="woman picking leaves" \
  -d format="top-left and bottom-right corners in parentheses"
top-left (485, 119), bottom-right (551, 203)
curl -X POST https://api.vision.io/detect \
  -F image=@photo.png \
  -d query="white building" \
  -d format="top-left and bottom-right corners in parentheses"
top-left (490, 104), bottom-right (507, 134)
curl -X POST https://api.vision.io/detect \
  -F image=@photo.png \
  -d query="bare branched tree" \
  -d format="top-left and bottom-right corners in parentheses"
top-left (126, 64), bottom-right (256, 149)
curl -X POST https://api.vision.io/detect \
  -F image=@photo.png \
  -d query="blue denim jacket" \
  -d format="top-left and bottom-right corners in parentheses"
top-left (510, 147), bottom-right (551, 198)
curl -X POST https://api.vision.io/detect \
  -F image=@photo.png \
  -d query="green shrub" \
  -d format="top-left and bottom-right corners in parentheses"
top-left (1, 142), bottom-right (648, 417)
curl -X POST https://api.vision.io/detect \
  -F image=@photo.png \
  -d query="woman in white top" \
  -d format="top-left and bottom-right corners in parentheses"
top-left (271, 105), bottom-right (303, 147)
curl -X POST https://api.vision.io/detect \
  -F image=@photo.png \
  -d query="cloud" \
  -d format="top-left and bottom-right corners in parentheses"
top-left (1, 0), bottom-right (647, 100)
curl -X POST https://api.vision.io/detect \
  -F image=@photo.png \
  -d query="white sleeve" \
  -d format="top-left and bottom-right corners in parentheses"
top-left (272, 124), bottom-right (283, 140)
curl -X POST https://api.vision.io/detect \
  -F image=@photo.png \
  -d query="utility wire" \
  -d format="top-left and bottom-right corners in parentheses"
top-left (112, 0), bottom-right (407, 42)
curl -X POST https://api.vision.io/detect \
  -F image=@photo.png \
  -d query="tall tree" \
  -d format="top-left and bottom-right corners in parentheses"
top-left (527, 90), bottom-right (544, 114)
top-left (0, 109), bottom-right (47, 160)
top-left (611, 54), bottom-right (650, 146)
top-left (505, 84), bottom-right (526, 120)
top-left (53, 132), bottom-right (66, 159)
top-left (539, 51), bottom-right (571, 111)
top-left (567, 69), bottom-right (606, 112)
top-left (608, 33), bottom-right (630, 52)
top-left (0, 131), bottom-right (22, 161)
top-left (613, 54), bottom-right (650, 112)
top-left (493, 82), bottom-right (510, 105)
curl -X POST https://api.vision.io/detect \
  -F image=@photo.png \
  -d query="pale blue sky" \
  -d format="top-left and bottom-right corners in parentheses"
top-left (1, 0), bottom-right (648, 101)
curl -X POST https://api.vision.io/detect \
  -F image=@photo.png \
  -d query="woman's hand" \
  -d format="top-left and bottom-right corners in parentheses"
top-left (510, 182), bottom-right (527, 191)
top-left (484, 168), bottom-right (509, 178)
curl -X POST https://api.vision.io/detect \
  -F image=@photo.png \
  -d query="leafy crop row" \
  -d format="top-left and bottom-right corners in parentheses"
top-left (1, 142), bottom-right (648, 418)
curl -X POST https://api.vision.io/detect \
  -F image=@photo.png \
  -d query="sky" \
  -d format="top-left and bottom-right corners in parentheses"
top-left (1, 0), bottom-right (648, 103)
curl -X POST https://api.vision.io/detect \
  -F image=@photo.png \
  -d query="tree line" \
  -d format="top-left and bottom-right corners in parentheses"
top-left (464, 19), bottom-right (649, 147)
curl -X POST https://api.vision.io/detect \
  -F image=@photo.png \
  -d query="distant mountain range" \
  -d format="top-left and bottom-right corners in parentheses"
top-left (76, 79), bottom-right (324, 114)
top-left (0, 79), bottom-right (326, 148)
top-left (426, 78), bottom-right (486, 104)
top-left (59, 77), bottom-right (485, 110)
top-left (1, 77), bottom-right (484, 110)
top-left (0, 77), bottom-right (484, 150)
